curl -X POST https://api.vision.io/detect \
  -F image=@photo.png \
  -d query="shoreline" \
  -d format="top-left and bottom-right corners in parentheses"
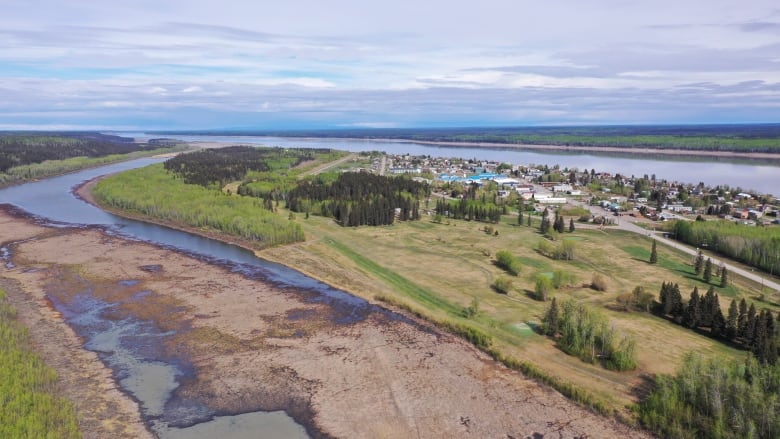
top-left (182, 135), bottom-right (780, 160)
top-left (0, 202), bottom-right (651, 438)
top-left (407, 139), bottom-right (780, 159)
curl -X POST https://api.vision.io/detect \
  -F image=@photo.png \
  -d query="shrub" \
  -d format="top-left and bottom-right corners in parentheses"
top-left (534, 275), bottom-right (553, 301)
top-left (492, 277), bottom-right (514, 294)
top-left (591, 273), bottom-right (608, 291)
top-left (495, 250), bottom-right (521, 275)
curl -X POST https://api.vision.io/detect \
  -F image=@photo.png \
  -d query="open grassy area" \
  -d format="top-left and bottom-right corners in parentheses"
top-left (262, 207), bottom-right (763, 415)
top-left (95, 152), bottom-right (774, 422)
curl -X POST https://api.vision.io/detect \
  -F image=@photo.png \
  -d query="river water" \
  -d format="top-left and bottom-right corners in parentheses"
top-left (0, 159), bottom-right (366, 438)
top-left (122, 133), bottom-right (779, 196)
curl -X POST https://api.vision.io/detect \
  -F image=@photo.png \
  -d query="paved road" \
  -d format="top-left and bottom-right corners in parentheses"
top-left (581, 203), bottom-right (780, 293)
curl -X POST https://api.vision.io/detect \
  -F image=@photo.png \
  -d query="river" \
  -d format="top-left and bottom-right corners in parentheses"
top-left (0, 158), bottom-right (377, 438)
top-left (120, 133), bottom-right (779, 196)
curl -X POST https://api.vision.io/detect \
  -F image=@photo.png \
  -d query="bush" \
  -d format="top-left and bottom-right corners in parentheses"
top-left (591, 273), bottom-right (608, 291)
top-left (495, 250), bottom-right (521, 275)
top-left (492, 277), bottom-right (514, 294)
top-left (534, 275), bottom-right (553, 301)
top-left (551, 270), bottom-right (576, 289)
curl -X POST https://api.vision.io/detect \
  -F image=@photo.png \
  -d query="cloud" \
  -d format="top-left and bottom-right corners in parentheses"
top-left (1, 1), bottom-right (780, 128)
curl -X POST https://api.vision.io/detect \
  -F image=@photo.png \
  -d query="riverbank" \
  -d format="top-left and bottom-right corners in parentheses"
top-left (395, 139), bottom-right (780, 160)
top-left (182, 136), bottom-right (780, 160)
top-left (0, 207), bottom-right (154, 439)
top-left (40, 180), bottom-right (652, 437)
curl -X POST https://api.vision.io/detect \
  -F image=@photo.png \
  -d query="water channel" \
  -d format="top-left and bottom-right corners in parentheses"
top-left (0, 159), bottom-right (352, 438)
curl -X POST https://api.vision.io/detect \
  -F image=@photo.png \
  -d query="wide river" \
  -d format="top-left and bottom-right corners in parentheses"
top-left (122, 133), bottom-right (780, 196)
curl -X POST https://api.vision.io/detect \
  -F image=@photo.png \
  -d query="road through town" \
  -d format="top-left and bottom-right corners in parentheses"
top-left (581, 204), bottom-right (780, 293)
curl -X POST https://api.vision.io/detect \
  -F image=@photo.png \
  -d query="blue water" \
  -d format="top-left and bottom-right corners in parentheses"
top-left (121, 133), bottom-right (779, 196)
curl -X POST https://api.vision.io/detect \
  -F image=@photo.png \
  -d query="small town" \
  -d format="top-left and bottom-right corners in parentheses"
top-left (372, 152), bottom-right (780, 226)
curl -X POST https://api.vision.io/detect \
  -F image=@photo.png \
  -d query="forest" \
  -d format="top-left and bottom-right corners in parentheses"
top-left (0, 288), bottom-right (81, 438)
top-left (159, 124), bottom-right (780, 153)
top-left (0, 132), bottom-right (148, 172)
top-left (640, 354), bottom-right (780, 439)
top-left (93, 164), bottom-right (305, 247)
top-left (657, 283), bottom-right (778, 365)
top-left (287, 172), bottom-right (429, 226)
top-left (674, 220), bottom-right (780, 275)
top-left (0, 133), bottom-right (181, 187)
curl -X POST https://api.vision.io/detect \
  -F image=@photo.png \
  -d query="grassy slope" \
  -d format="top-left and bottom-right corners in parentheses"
top-left (0, 288), bottom-right (81, 438)
top-left (92, 155), bottom-right (775, 419)
top-left (262, 209), bottom-right (767, 414)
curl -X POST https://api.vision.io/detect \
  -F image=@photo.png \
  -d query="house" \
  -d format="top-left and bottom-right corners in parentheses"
top-left (552, 183), bottom-right (573, 193)
top-left (537, 197), bottom-right (568, 204)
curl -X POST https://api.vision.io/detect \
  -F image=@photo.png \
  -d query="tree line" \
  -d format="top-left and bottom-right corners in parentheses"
top-left (640, 353), bottom-right (780, 439)
top-left (434, 198), bottom-right (504, 223)
top-left (674, 220), bottom-right (780, 276)
top-left (657, 282), bottom-right (778, 365)
top-left (287, 172), bottom-right (428, 227)
top-left (164, 146), bottom-right (274, 187)
top-left (0, 132), bottom-right (144, 172)
top-left (94, 164), bottom-right (304, 247)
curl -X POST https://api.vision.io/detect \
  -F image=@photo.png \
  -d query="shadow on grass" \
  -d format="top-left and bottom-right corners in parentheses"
top-left (629, 373), bottom-right (657, 401)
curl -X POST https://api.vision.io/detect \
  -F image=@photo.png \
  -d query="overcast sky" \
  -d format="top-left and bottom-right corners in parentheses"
top-left (2, 1), bottom-right (780, 130)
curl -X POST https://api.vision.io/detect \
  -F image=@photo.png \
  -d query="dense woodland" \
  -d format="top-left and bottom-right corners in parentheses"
top-left (163, 146), bottom-right (327, 188)
top-left (287, 173), bottom-right (428, 226)
top-left (94, 164), bottom-right (304, 247)
top-left (162, 125), bottom-right (780, 153)
top-left (657, 283), bottom-right (778, 365)
top-left (674, 220), bottom-right (780, 276)
top-left (0, 132), bottom-right (144, 172)
top-left (0, 288), bottom-right (81, 438)
top-left (640, 354), bottom-right (780, 439)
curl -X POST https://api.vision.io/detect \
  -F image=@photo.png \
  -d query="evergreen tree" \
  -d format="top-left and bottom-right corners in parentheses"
top-left (738, 298), bottom-right (749, 338)
top-left (720, 266), bottom-right (729, 287)
top-left (649, 240), bottom-right (658, 264)
top-left (685, 287), bottom-right (701, 328)
top-left (746, 303), bottom-right (758, 345)
top-left (569, 218), bottom-right (575, 233)
top-left (725, 299), bottom-right (738, 340)
top-left (543, 297), bottom-right (560, 336)
top-left (703, 258), bottom-right (713, 283)
top-left (694, 250), bottom-right (704, 274)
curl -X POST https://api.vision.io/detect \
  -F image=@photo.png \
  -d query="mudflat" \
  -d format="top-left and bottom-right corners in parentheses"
top-left (0, 207), bottom-right (649, 438)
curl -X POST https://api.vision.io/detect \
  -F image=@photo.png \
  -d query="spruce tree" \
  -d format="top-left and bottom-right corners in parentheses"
top-left (746, 303), bottom-right (758, 346)
top-left (720, 266), bottom-right (728, 287)
top-left (685, 288), bottom-right (701, 328)
top-left (527, 213), bottom-right (532, 227)
top-left (726, 299), bottom-right (738, 340)
top-left (703, 258), bottom-right (713, 283)
top-left (543, 297), bottom-right (560, 336)
top-left (569, 218), bottom-right (575, 233)
top-left (738, 298), bottom-right (749, 338)
top-left (649, 240), bottom-right (658, 264)
top-left (694, 250), bottom-right (704, 274)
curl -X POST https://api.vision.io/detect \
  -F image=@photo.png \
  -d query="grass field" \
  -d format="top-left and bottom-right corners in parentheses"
top-left (261, 207), bottom-right (771, 415)
top-left (93, 153), bottom-right (777, 420)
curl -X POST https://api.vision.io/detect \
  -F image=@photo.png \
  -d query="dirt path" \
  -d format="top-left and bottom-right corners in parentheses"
top-left (297, 153), bottom-right (357, 178)
top-left (0, 207), bottom-right (651, 439)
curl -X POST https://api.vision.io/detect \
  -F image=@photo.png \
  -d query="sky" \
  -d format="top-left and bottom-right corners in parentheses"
top-left (1, 1), bottom-right (780, 130)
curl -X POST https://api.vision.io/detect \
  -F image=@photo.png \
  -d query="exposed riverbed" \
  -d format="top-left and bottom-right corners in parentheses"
top-left (0, 160), bottom-right (652, 438)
